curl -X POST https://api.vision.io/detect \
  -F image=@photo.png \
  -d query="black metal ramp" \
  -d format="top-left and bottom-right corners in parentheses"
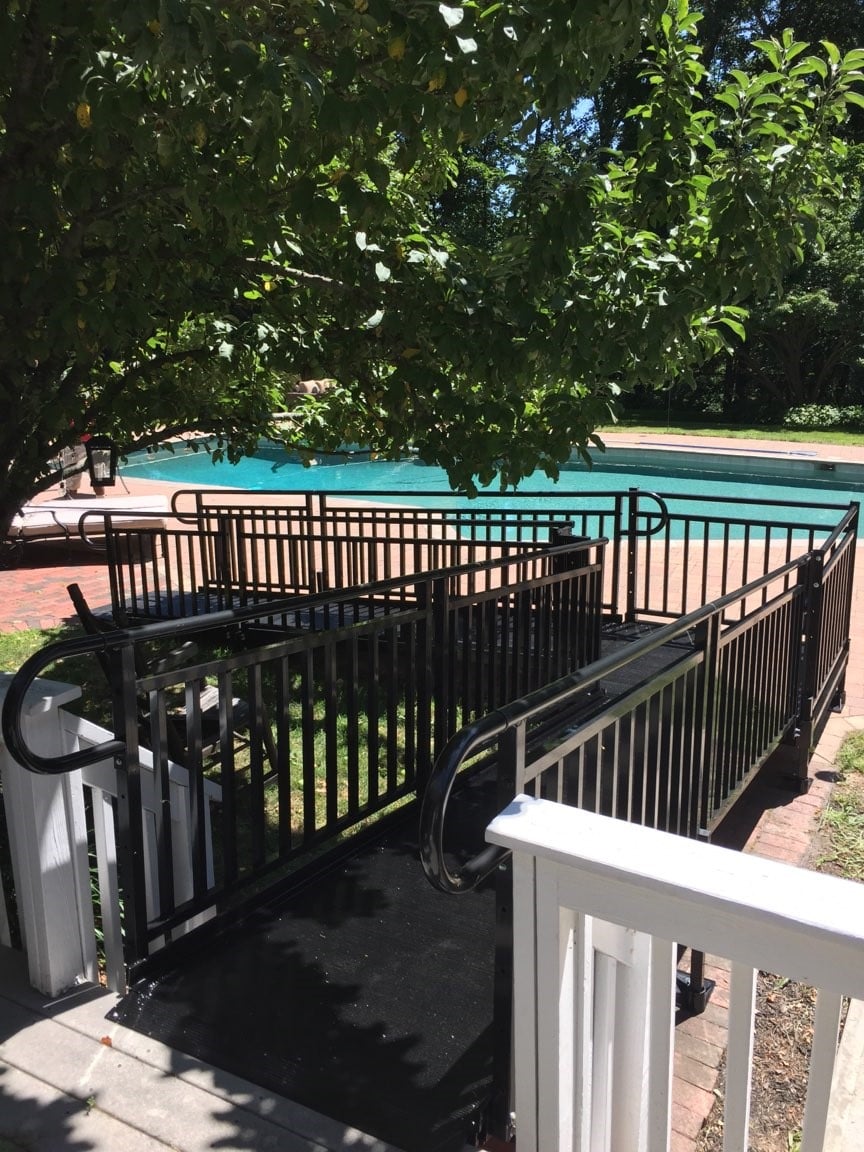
top-left (106, 626), bottom-right (696, 1152)
top-left (109, 771), bottom-right (501, 1152)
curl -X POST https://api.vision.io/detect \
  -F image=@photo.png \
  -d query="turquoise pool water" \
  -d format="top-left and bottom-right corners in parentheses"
top-left (123, 441), bottom-right (862, 528)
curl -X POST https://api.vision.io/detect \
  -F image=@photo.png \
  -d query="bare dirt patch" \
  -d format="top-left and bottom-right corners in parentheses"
top-left (696, 973), bottom-right (817, 1152)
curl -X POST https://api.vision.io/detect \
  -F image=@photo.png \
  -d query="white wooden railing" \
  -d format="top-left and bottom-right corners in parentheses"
top-left (0, 677), bottom-right (219, 996)
top-left (63, 712), bottom-right (221, 992)
top-left (487, 795), bottom-right (864, 1152)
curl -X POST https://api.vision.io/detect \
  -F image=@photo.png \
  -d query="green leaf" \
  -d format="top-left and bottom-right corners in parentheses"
top-left (752, 39), bottom-right (781, 68)
top-left (439, 4), bottom-right (464, 29)
top-left (714, 91), bottom-right (740, 111)
top-left (717, 316), bottom-right (746, 340)
top-left (821, 41), bottom-right (841, 67)
top-left (790, 57), bottom-right (828, 80)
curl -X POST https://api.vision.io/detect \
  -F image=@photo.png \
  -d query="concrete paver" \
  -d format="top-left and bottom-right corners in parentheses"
top-left (0, 950), bottom-right (398, 1152)
top-left (0, 1061), bottom-right (178, 1152)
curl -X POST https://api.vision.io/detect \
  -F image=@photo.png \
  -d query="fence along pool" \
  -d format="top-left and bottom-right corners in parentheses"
top-left (422, 499), bottom-right (858, 894)
top-left (105, 486), bottom-right (855, 627)
top-left (420, 505), bottom-right (857, 1139)
top-left (0, 490), bottom-right (857, 1146)
top-left (3, 494), bottom-right (857, 960)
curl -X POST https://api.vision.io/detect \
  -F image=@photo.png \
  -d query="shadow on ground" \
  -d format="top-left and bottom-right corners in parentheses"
top-left (109, 779), bottom-right (502, 1152)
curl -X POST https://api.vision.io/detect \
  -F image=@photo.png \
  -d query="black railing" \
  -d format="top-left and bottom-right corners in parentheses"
top-left (621, 490), bottom-right (855, 622)
top-left (1, 486), bottom-right (857, 1147)
top-left (2, 540), bottom-right (604, 972)
top-left (419, 556), bottom-right (806, 895)
top-left (419, 506), bottom-right (857, 895)
top-left (796, 506), bottom-right (858, 760)
top-left (103, 489), bottom-right (855, 638)
top-left (105, 488), bottom-right (669, 620)
top-left (418, 504), bottom-right (857, 1142)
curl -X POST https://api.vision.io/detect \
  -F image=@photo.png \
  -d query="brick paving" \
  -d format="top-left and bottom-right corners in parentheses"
top-left (0, 476), bottom-right (179, 632)
top-left (2, 434), bottom-right (863, 1149)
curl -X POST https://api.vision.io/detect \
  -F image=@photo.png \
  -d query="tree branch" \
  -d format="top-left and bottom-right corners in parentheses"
top-left (244, 258), bottom-right (347, 290)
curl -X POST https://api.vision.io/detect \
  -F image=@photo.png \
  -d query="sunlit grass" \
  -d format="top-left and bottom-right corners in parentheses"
top-left (0, 623), bottom-right (117, 726)
top-left (0, 626), bottom-right (73, 671)
top-left (817, 731), bottom-right (864, 881)
top-left (597, 420), bottom-right (864, 447)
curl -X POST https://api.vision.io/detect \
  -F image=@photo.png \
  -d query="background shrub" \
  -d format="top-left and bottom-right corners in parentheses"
top-left (783, 404), bottom-right (864, 430)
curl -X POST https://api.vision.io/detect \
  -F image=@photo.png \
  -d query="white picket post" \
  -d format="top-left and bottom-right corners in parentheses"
top-left (487, 795), bottom-right (864, 1152)
top-left (0, 674), bottom-right (98, 996)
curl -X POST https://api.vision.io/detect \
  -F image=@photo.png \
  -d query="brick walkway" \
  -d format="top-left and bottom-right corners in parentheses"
top-left (0, 476), bottom-right (176, 632)
top-left (2, 434), bottom-right (863, 1149)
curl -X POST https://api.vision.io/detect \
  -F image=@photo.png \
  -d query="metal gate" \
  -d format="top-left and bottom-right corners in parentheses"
top-left (0, 493), bottom-right (856, 1148)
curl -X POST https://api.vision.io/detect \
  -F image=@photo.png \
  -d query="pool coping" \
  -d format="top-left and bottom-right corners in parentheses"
top-left (578, 441), bottom-right (864, 486)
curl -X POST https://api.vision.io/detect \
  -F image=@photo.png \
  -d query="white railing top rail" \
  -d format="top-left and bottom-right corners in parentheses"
top-left (488, 795), bottom-right (864, 997)
top-left (488, 796), bottom-right (864, 1152)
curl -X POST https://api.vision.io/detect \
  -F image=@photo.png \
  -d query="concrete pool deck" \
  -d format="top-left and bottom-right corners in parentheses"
top-left (0, 431), bottom-right (862, 1150)
top-left (592, 433), bottom-right (864, 490)
top-left (603, 428), bottom-right (864, 458)
top-left (601, 429), bottom-right (864, 464)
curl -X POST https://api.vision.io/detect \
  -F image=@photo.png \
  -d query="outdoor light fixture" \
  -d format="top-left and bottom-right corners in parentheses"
top-left (83, 435), bottom-right (118, 488)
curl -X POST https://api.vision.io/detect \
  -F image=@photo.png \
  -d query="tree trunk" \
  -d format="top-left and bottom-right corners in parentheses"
top-left (722, 351), bottom-right (743, 421)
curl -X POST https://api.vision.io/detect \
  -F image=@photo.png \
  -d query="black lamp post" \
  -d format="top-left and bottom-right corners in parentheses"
top-left (83, 435), bottom-right (118, 488)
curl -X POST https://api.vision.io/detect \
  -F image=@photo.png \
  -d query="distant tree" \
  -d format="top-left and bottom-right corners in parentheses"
top-left (707, 147), bottom-right (864, 418)
top-left (431, 135), bottom-right (509, 251)
top-left (700, 0), bottom-right (864, 83)
top-left (603, 3), bottom-right (864, 425)
top-left (300, 21), bottom-right (864, 485)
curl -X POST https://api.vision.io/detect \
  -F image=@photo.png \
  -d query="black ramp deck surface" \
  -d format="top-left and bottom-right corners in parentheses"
top-left (107, 627), bottom-right (697, 1151)
top-left (109, 771), bottom-right (501, 1152)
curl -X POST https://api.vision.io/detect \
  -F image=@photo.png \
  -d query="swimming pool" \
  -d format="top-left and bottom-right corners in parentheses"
top-left (122, 439), bottom-right (863, 528)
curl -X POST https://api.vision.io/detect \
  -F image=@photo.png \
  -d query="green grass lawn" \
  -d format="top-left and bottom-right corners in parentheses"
top-left (0, 624), bottom-right (114, 727)
top-left (817, 731), bottom-right (864, 881)
top-left (598, 419), bottom-right (864, 447)
top-left (0, 627), bottom-right (72, 670)
top-left (0, 631), bottom-right (64, 668)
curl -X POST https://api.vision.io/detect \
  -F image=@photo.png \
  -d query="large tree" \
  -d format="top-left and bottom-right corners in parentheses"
top-left (695, 146), bottom-right (864, 420)
top-left (1, 1), bottom-right (862, 530)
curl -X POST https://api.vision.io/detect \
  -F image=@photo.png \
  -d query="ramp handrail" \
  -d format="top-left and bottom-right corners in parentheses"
top-left (110, 486), bottom-right (855, 630)
top-left (2, 537), bottom-right (605, 777)
top-left (419, 555), bottom-right (808, 894)
top-left (815, 500), bottom-right (859, 553)
top-left (627, 488), bottom-right (668, 537)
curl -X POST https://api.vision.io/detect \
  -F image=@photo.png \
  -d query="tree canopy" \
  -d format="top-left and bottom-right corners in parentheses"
top-left (1, 0), bottom-right (862, 527)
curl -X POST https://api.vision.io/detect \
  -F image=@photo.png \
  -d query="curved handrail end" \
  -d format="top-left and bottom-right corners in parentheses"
top-left (1, 639), bottom-right (126, 776)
